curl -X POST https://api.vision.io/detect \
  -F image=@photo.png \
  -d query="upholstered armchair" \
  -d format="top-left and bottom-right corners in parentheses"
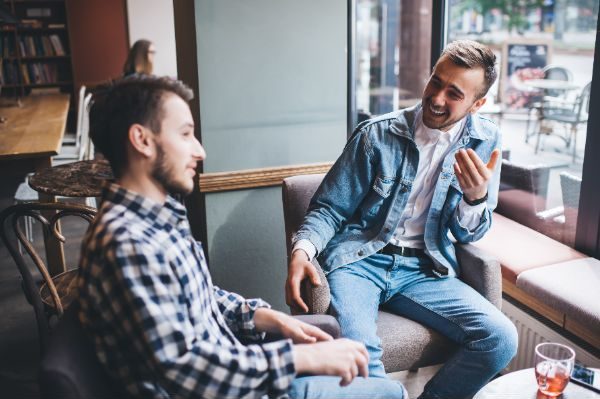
top-left (282, 173), bottom-right (502, 372)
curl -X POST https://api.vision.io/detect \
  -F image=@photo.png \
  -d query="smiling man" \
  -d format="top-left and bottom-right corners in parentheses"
top-left (77, 75), bottom-right (406, 398)
top-left (286, 40), bottom-right (518, 399)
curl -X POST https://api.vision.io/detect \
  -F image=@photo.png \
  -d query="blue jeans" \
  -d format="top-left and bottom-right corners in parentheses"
top-left (289, 375), bottom-right (407, 398)
top-left (327, 253), bottom-right (518, 399)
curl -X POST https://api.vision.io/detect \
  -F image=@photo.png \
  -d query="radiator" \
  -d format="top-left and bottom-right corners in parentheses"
top-left (502, 299), bottom-right (600, 372)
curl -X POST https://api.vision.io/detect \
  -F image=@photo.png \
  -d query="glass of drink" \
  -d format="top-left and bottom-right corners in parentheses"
top-left (534, 342), bottom-right (576, 397)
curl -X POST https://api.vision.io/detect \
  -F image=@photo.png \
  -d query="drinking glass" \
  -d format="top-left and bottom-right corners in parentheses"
top-left (534, 342), bottom-right (576, 397)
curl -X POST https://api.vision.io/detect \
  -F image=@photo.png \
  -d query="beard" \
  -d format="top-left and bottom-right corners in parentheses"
top-left (151, 145), bottom-right (194, 196)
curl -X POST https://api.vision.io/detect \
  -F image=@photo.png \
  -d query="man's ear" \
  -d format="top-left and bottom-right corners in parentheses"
top-left (128, 124), bottom-right (155, 158)
top-left (469, 96), bottom-right (487, 114)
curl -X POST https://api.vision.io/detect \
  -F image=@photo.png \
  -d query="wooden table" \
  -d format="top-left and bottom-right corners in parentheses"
top-left (0, 94), bottom-right (71, 275)
top-left (474, 368), bottom-right (600, 399)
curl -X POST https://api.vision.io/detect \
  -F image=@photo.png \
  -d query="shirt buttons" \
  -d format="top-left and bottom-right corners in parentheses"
top-left (358, 250), bottom-right (364, 256)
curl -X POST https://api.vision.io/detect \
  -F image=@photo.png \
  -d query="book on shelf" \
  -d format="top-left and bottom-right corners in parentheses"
top-left (31, 87), bottom-right (60, 95)
top-left (47, 23), bottom-right (65, 29)
top-left (48, 34), bottom-right (64, 56)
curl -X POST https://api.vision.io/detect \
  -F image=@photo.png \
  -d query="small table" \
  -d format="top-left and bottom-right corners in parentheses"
top-left (524, 79), bottom-right (579, 92)
top-left (474, 368), bottom-right (600, 399)
top-left (29, 159), bottom-right (114, 198)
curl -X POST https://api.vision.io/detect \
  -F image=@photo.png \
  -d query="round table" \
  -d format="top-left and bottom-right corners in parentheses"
top-left (29, 159), bottom-right (114, 198)
top-left (524, 79), bottom-right (580, 92)
top-left (474, 368), bottom-right (600, 399)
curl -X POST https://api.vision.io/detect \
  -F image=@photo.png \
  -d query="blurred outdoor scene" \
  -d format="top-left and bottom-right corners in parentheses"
top-left (355, 0), bottom-right (597, 247)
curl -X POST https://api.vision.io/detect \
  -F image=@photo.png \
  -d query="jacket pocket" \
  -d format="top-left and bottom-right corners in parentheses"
top-left (372, 175), bottom-right (396, 198)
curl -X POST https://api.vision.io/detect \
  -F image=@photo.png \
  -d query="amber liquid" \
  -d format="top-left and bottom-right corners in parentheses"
top-left (535, 361), bottom-right (570, 397)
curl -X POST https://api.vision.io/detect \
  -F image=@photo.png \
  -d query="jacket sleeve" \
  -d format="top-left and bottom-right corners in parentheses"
top-left (292, 127), bottom-right (377, 254)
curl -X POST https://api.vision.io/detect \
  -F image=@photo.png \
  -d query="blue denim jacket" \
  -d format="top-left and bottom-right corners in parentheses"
top-left (293, 104), bottom-right (501, 277)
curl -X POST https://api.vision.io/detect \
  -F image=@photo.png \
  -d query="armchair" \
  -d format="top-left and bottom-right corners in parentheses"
top-left (282, 174), bottom-right (502, 372)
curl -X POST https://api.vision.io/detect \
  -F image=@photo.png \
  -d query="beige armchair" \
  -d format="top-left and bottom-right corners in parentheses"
top-left (282, 173), bottom-right (503, 372)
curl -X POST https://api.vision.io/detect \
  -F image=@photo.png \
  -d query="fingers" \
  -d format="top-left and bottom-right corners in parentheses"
top-left (306, 263), bottom-right (322, 286)
top-left (486, 148), bottom-right (501, 171)
top-left (302, 324), bottom-right (333, 342)
top-left (288, 276), bottom-right (308, 313)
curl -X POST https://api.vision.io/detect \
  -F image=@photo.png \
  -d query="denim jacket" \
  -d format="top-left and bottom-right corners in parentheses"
top-left (292, 104), bottom-right (501, 277)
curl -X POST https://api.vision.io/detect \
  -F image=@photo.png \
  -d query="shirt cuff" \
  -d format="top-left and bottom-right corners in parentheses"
top-left (292, 239), bottom-right (317, 261)
top-left (457, 200), bottom-right (487, 231)
top-left (260, 339), bottom-right (296, 397)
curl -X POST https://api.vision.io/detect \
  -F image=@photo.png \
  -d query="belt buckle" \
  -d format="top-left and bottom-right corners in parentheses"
top-left (399, 246), bottom-right (408, 257)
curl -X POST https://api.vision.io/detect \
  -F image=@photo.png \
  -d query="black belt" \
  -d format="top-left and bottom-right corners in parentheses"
top-left (377, 243), bottom-right (425, 258)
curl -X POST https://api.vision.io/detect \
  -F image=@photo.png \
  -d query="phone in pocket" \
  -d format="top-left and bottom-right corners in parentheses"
top-left (570, 362), bottom-right (600, 393)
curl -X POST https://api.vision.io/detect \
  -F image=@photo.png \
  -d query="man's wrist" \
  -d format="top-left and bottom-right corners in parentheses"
top-left (292, 248), bottom-right (310, 262)
top-left (463, 191), bottom-right (488, 206)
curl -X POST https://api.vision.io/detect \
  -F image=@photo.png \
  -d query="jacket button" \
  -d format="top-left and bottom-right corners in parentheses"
top-left (358, 250), bottom-right (364, 256)
top-left (383, 227), bottom-right (390, 233)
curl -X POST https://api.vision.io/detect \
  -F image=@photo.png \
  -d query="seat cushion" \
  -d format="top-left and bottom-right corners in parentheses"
top-left (516, 258), bottom-right (600, 333)
top-left (377, 310), bottom-right (455, 372)
top-left (473, 213), bottom-right (585, 283)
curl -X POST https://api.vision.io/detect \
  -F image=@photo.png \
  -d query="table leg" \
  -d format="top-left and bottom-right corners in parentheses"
top-left (34, 158), bottom-right (66, 276)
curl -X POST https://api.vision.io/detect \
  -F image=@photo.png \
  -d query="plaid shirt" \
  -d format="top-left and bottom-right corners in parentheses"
top-left (78, 183), bottom-right (295, 398)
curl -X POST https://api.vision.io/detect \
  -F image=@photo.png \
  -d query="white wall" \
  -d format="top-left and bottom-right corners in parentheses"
top-left (126, 0), bottom-right (177, 78)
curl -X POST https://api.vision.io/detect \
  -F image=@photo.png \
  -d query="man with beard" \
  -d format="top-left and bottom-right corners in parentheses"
top-left (77, 75), bottom-right (407, 398)
top-left (286, 40), bottom-right (518, 399)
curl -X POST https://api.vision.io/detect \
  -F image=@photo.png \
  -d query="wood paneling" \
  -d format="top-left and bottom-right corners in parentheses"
top-left (66, 0), bottom-right (128, 89)
top-left (198, 162), bottom-right (332, 193)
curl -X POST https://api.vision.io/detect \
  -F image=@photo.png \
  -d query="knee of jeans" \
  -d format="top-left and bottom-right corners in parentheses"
top-left (481, 315), bottom-right (519, 363)
top-left (472, 314), bottom-right (518, 354)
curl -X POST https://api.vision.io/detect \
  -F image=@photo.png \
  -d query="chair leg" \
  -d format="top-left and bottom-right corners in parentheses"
top-left (572, 125), bottom-right (578, 164)
top-left (534, 129), bottom-right (542, 154)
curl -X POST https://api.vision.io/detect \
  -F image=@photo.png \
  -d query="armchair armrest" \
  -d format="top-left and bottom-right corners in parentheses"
top-left (299, 258), bottom-right (331, 315)
top-left (264, 314), bottom-right (341, 342)
top-left (456, 243), bottom-right (502, 309)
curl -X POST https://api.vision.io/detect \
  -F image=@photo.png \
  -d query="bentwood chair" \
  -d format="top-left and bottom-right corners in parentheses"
top-left (0, 202), bottom-right (97, 353)
top-left (534, 82), bottom-right (591, 163)
top-left (282, 174), bottom-right (503, 373)
top-left (525, 65), bottom-right (574, 142)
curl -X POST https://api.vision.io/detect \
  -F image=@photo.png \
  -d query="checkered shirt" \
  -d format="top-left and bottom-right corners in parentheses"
top-left (77, 183), bottom-right (295, 398)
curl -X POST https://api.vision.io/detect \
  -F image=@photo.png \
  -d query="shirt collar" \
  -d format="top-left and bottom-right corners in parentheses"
top-left (415, 109), bottom-right (465, 143)
top-left (101, 182), bottom-right (188, 228)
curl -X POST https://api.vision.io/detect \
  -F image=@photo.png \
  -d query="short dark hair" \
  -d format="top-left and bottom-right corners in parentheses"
top-left (89, 75), bottom-right (194, 178)
top-left (439, 40), bottom-right (497, 99)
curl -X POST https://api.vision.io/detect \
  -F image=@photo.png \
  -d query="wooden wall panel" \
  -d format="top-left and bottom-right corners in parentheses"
top-left (66, 0), bottom-right (128, 89)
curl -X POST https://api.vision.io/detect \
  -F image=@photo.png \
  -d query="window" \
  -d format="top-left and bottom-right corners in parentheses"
top-left (354, 0), bottom-right (433, 122)
top-left (447, 0), bottom-right (597, 249)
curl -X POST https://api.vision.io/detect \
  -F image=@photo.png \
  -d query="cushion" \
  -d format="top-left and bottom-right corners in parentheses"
top-left (516, 258), bottom-right (600, 332)
top-left (473, 213), bottom-right (585, 283)
top-left (377, 311), bottom-right (455, 371)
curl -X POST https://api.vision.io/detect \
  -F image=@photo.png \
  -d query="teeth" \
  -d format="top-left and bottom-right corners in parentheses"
top-left (429, 103), bottom-right (445, 116)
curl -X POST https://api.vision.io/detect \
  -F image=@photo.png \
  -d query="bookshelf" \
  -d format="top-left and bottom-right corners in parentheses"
top-left (0, 0), bottom-right (73, 97)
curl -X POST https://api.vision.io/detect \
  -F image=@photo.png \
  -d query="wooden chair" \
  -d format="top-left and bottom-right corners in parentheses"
top-left (0, 202), bottom-right (97, 353)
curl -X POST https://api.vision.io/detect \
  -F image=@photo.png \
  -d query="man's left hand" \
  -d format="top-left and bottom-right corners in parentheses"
top-left (454, 148), bottom-right (500, 202)
top-left (254, 308), bottom-right (333, 343)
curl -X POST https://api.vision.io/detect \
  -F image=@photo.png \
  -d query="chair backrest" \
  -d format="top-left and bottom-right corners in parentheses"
top-left (574, 82), bottom-right (591, 122)
top-left (74, 86), bottom-right (87, 145)
top-left (78, 93), bottom-right (94, 161)
top-left (39, 304), bottom-right (128, 399)
top-left (281, 174), bottom-right (325, 256)
top-left (0, 202), bottom-right (96, 352)
top-left (543, 65), bottom-right (573, 98)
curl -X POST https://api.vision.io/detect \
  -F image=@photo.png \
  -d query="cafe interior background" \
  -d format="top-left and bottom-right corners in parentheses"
top-left (0, 0), bottom-right (598, 397)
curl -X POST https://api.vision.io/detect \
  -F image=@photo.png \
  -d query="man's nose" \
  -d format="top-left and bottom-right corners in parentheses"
top-left (431, 91), bottom-right (445, 105)
top-left (193, 139), bottom-right (206, 161)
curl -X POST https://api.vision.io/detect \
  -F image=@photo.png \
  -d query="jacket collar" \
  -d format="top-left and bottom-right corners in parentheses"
top-left (389, 102), bottom-right (492, 142)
